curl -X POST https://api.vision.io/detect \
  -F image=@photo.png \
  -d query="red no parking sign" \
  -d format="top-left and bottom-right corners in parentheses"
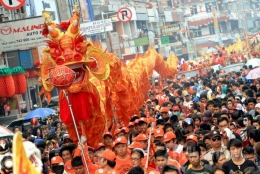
top-left (117, 7), bottom-right (132, 23)
top-left (0, 0), bottom-right (26, 10)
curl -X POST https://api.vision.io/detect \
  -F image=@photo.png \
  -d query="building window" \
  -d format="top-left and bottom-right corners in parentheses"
top-left (191, 5), bottom-right (198, 15)
top-left (192, 29), bottom-right (202, 37)
top-left (209, 24), bottom-right (216, 35)
top-left (205, 2), bottom-right (216, 12)
top-left (136, 21), bottom-right (147, 30)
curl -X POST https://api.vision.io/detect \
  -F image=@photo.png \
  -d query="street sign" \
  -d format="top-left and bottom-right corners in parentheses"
top-left (117, 7), bottom-right (132, 23)
top-left (0, 0), bottom-right (26, 10)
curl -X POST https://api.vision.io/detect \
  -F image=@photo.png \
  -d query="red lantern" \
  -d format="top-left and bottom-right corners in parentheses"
top-left (13, 74), bottom-right (26, 94)
top-left (31, 118), bottom-right (39, 127)
top-left (0, 68), bottom-right (15, 97)
top-left (12, 67), bottom-right (26, 94)
top-left (49, 65), bottom-right (75, 89)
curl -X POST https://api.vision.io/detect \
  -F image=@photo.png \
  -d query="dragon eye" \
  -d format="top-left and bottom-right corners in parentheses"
top-left (55, 56), bottom-right (65, 65)
top-left (74, 53), bottom-right (83, 61)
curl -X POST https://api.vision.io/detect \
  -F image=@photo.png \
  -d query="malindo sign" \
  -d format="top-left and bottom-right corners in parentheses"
top-left (0, 17), bottom-right (46, 52)
top-left (0, 17), bottom-right (113, 52)
top-left (160, 23), bottom-right (180, 35)
top-left (80, 19), bottom-right (113, 35)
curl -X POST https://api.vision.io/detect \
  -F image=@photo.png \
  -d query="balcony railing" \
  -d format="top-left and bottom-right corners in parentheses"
top-left (194, 33), bottom-right (233, 44)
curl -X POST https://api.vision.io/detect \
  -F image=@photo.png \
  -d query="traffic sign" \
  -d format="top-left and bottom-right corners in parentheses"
top-left (0, 0), bottom-right (26, 10)
top-left (117, 7), bottom-right (132, 23)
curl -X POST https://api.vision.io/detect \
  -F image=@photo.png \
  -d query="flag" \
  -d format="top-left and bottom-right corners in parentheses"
top-left (13, 132), bottom-right (40, 174)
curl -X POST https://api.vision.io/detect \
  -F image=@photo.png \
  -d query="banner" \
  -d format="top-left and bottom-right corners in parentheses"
top-left (80, 19), bottom-right (113, 35)
top-left (0, 17), bottom-right (45, 52)
top-left (160, 23), bottom-right (180, 35)
top-left (212, 8), bottom-right (223, 46)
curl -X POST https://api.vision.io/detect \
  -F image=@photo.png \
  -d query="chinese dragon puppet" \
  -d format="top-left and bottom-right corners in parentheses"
top-left (38, 4), bottom-right (178, 146)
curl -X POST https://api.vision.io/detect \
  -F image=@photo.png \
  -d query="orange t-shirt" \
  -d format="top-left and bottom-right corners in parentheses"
top-left (142, 156), bottom-right (156, 171)
top-left (95, 168), bottom-right (117, 174)
top-left (168, 158), bottom-right (180, 170)
top-left (74, 147), bottom-right (99, 173)
top-left (114, 155), bottom-right (132, 174)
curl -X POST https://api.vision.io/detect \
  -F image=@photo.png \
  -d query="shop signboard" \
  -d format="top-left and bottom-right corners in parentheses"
top-left (0, 17), bottom-right (45, 51)
top-left (80, 19), bottom-right (113, 35)
top-left (161, 36), bottom-right (170, 45)
top-left (133, 36), bottom-right (149, 47)
top-left (160, 23), bottom-right (180, 35)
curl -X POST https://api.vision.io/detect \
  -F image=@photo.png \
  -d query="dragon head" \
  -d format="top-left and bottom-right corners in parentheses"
top-left (40, 4), bottom-right (110, 94)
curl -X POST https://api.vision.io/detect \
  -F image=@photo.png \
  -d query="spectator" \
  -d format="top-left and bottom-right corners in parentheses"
top-left (222, 139), bottom-right (257, 174)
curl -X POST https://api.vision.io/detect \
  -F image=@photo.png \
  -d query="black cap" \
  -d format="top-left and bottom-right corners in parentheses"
top-left (209, 130), bottom-right (221, 139)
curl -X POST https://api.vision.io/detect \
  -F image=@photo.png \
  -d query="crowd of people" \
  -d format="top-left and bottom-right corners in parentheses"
top-left (1, 64), bottom-right (260, 174)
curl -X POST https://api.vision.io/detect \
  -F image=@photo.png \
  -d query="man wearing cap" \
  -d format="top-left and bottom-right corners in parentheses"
top-left (159, 107), bottom-right (169, 122)
top-left (154, 128), bottom-right (164, 142)
top-left (113, 129), bottom-right (125, 139)
top-left (204, 130), bottom-right (230, 165)
top-left (135, 134), bottom-right (148, 151)
top-left (139, 118), bottom-right (148, 134)
top-left (113, 137), bottom-right (132, 174)
top-left (163, 132), bottom-right (183, 162)
top-left (103, 132), bottom-right (113, 150)
top-left (95, 149), bottom-right (117, 174)
top-left (50, 156), bottom-right (65, 174)
top-left (96, 143), bottom-right (106, 156)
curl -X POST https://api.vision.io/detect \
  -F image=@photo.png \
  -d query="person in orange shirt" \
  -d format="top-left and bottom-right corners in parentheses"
top-left (50, 156), bottom-right (65, 174)
top-left (95, 149), bottom-right (117, 174)
top-left (163, 132), bottom-right (183, 162)
top-left (64, 159), bottom-right (75, 174)
top-left (113, 137), bottom-right (132, 174)
top-left (71, 156), bottom-right (88, 174)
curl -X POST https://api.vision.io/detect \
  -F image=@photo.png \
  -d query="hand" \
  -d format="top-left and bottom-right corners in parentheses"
top-left (81, 135), bottom-right (87, 144)
top-left (78, 142), bottom-right (84, 151)
top-left (222, 130), bottom-right (228, 139)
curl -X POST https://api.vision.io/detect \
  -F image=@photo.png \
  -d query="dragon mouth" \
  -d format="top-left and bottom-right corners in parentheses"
top-left (67, 63), bottom-right (86, 84)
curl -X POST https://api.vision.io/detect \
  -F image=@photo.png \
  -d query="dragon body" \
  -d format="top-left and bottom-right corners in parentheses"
top-left (39, 7), bottom-right (178, 146)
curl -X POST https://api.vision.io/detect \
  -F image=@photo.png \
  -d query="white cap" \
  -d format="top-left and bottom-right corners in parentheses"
top-left (255, 103), bottom-right (260, 108)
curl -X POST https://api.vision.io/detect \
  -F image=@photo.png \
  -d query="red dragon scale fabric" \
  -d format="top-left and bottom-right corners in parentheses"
top-left (39, 7), bottom-right (178, 146)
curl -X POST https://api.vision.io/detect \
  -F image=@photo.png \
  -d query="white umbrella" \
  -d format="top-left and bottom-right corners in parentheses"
top-left (152, 71), bottom-right (160, 78)
top-left (207, 47), bottom-right (217, 53)
top-left (0, 126), bottom-right (13, 137)
top-left (246, 59), bottom-right (260, 68)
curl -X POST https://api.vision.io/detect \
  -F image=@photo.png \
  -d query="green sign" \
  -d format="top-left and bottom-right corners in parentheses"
top-left (134, 37), bottom-right (149, 47)
top-left (160, 36), bottom-right (170, 45)
top-left (187, 43), bottom-right (194, 53)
